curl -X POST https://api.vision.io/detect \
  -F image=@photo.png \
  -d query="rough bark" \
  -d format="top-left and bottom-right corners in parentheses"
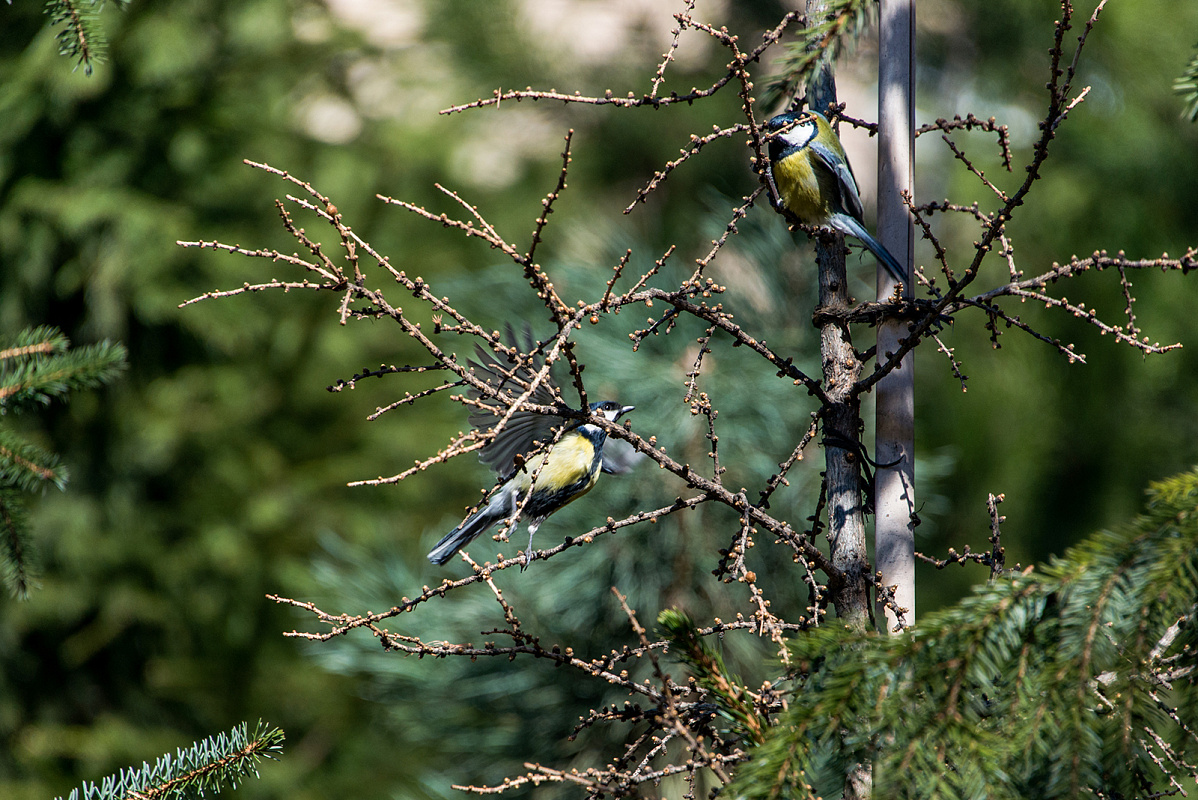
top-left (809, 56), bottom-right (873, 800)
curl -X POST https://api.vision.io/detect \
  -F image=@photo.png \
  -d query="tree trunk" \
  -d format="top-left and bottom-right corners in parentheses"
top-left (808, 55), bottom-right (873, 800)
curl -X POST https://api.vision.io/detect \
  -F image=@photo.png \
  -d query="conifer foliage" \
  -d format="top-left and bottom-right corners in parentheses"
top-left (0, 325), bottom-right (125, 596)
top-left (56, 721), bottom-right (285, 800)
top-left (725, 471), bottom-right (1198, 799)
top-left (38, 0), bottom-right (131, 76)
top-left (1177, 45), bottom-right (1198, 122)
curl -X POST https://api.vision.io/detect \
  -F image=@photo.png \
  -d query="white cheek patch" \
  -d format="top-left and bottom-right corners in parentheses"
top-left (781, 124), bottom-right (816, 150)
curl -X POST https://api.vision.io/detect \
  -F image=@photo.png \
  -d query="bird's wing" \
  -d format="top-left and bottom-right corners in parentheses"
top-left (467, 323), bottom-right (567, 480)
top-left (810, 140), bottom-right (866, 223)
top-left (600, 437), bottom-right (644, 475)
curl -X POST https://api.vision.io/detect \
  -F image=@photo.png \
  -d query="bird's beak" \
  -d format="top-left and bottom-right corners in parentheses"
top-left (620, 405), bottom-right (635, 417)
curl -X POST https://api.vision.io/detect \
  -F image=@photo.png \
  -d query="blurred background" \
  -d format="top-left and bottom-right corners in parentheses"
top-left (1, 0), bottom-right (1196, 797)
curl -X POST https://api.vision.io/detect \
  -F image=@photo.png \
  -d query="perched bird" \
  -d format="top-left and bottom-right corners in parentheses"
top-left (427, 327), bottom-right (637, 568)
top-left (764, 110), bottom-right (908, 290)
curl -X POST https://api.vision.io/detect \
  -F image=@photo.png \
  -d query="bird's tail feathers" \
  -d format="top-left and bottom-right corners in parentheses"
top-left (427, 503), bottom-right (504, 565)
top-left (831, 215), bottom-right (908, 289)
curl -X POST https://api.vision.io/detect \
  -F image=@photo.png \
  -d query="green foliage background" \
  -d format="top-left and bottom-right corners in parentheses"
top-left (0, 0), bottom-right (1195, 797)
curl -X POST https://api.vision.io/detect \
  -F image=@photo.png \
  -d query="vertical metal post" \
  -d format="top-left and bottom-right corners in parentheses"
top-left (875, 0), bottom-right (916, 632)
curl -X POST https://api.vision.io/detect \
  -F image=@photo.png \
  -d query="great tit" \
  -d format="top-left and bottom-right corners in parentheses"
top-left (427, 327), bottom-right (637, 568)
top-left (764, 110), bottom-right (907, 289)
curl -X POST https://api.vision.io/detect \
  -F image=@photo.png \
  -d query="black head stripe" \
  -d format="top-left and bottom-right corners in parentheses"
top-left (766, 113), bottom-right (816, 163)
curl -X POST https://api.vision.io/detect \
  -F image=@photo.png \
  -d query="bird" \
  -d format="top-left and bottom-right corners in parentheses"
top-left (764, 110), bottom-right (908, 290)
top-left (427, 326), bottom-right (638, 568)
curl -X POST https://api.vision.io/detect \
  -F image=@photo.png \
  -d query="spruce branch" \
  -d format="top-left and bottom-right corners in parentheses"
top-left (0, 327), bottom-right (127, 412)
top-left (57, 720), bottom-right (284, 800)
top-left (0, 325), bottom-right (126, 597)
top-left (43, 0), bottom-right (131, 77)
top-left (0, 487), bottom-right (32, 597)
top-left (759, 0), bottom-right (875, 111)
top-left (731, 468), bottom-right (1198, 800)
top-left (1175, 43), bottom-right (1198, 122)
top-left (46, 0), bottom-right (104, 76)
top-left (658, 608), bottom-right (768, 745)
top-left (0, 430), bottom-right (67, 493)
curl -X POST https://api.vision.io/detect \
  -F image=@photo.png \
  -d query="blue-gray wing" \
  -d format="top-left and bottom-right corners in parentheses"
top-left (810, 140), bottom-right (865, 223)
top-left (467, 323), bottom-right (566, 481)
top-left (600, 438), bottom-right (644, 475)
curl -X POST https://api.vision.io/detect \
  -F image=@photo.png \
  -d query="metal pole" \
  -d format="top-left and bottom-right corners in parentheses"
top-left (875, 0), bottom-right (916, 632)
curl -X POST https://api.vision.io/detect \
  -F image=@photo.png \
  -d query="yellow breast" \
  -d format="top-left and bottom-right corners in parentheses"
top-left (515, 433), bottom-right (598, 495)
top-left (774, 151), bottom-right (834, 225)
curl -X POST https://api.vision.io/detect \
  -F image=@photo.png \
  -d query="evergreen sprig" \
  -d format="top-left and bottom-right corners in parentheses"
top-left (0, 485), bottom-right (32, 597)
top-left (0, 428), bottom-right (66, 492)
top-left (43, 0), bottom-right (131, 76)
top-left (658, 608), bottom-right (767, 745)
top-left (760, 0), bottom-right (876, 112)
top-left (731, 470), bottom-right (1198, 800)
top-left (0, 325), bottom-right (126, 596)
top-left (57, 721), bottom-right (285, 800)
top-left (1176, 44), bottom-right (1198, 122)
top-left (0, 324), bottom-right (125, 412)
